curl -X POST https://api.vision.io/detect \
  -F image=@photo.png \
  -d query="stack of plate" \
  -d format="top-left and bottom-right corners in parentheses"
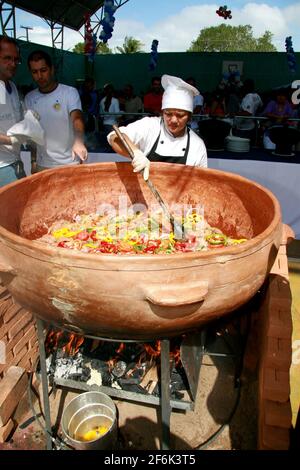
top-left (225, 135), bottom-right (250, 153)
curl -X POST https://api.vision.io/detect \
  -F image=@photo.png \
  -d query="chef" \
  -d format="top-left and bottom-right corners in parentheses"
top-left (107, 74), bottom-right (207, 180)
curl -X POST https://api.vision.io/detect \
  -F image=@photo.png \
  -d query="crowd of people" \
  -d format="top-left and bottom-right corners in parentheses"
top-left (79, 73), bottom-right (300, 152)
top-left (1, 32), bottom-right (300, 189)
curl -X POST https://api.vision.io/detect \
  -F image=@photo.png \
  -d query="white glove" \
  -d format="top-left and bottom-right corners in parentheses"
top-left (10, 135), bottom-right (28, 145)
top-left (7, 110), bottom-right (45, 146)
top-left (132, 148), bottom-right (150, 181)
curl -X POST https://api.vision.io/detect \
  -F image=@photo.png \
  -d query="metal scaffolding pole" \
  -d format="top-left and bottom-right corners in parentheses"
top-left (0, 1), bottom-right (16, 37)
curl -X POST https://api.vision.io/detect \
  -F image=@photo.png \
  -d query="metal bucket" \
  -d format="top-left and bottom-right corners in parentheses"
top-left (61, 391), bottom-right (117, 450)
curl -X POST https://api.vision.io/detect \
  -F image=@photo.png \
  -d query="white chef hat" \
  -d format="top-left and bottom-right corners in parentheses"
top-left (161, 74), bottom-right (199, 113)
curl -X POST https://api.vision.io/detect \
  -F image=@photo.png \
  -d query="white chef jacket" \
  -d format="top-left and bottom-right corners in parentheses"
top-left (108, 116), bottom-right (207, 167)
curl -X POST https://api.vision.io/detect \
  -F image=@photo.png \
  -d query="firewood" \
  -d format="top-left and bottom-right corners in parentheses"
top-left (0, 418), bottom-right (14, 442)
top-left (139, 365), bottom-right (158, 394)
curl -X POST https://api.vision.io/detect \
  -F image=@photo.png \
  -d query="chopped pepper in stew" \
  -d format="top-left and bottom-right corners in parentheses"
top-left (35, 211), bottom-right (247, 255)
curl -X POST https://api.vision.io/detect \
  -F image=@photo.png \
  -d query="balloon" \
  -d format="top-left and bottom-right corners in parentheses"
top-left (99, 0), bottom-right (116, 43)
top-left (285, 36), bottom-right (297, 73)
top-left (216, 5), bottom-right (232, 20)
top-left (149, 39), bottom-right (159, 71)
top-left (84, 13), bottom-right (97, 61)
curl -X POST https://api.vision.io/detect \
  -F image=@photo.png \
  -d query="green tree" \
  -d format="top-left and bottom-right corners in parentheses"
top-left (115, 36), bottom-right (145, 54)
top-left (255, 31), bottom-right (276, 52)
top-left (187, 24), bottom-right (277, 52)
top-left (96, 42), bottom-right (112, 54)
top-left (73, 42), bottom-right (85, 54)
top-left (72, 41), bottom-right (112, 54)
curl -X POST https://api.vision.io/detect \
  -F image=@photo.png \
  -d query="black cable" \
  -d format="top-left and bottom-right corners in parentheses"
top-left (192, 317), bottom-right (249, 450)
top-left (27, 371), bottom-right (74, 450)
top-left (193, 379), bottom-right (242, 450)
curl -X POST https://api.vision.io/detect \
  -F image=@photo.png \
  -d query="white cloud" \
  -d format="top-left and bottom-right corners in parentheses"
top-left (28, 26), bottom-right (83, 51)
top-left (106, 19), bottom-right (149, 51)
top-left (108, 2), bottom-right (300, 52)
top-left (232, 3), bottom-right (289, 49)
top-left (16, 2), bottom-right (300, 53)
top-left (110, 5), bottom-right (220, 52)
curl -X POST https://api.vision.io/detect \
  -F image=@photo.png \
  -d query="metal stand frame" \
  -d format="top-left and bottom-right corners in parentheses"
top-left (35, 315), bottom-right (248, 451)
top-left (35, 319), bottom-right (195, 451)
top-left (36, 319), bottom-right (53, 450)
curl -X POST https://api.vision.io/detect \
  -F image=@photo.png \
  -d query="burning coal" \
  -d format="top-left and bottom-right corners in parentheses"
top-left (44, 329), bottom-right (189, 398)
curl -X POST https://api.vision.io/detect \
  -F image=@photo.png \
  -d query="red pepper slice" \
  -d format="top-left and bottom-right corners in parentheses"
top-left (97, 241), bottom-right (114, 253)
top-left (174, 242), bottom-right (188, 250)
top-left (74, 230), bottom-right (89, 241)
top-left (144, 245), bottom-right (157, 253)
top-left (90, 230), bottom-right (98, 241)
top-left (143, 239), bottom-right (161, 254)
top-left (187, 235), bottom-right (197, 244)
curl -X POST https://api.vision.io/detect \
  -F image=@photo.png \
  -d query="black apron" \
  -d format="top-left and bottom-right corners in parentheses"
top-left (147, 126), bottom-right (190, 164)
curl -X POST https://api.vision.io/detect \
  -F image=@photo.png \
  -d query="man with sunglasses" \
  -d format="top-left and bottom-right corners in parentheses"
top-left (0, 35), bottom-right (26, 187)
top-left (107, 75), bottom-right (207, 180)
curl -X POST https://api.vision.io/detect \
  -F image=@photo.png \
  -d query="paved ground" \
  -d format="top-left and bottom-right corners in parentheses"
top-left (287, 260), bottom-right (300, 431)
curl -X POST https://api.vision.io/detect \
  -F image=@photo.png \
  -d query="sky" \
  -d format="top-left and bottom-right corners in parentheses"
top-left (12, 1), bottom-right (300, 53)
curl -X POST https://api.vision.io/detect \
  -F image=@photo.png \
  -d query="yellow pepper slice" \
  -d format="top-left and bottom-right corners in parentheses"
top-left (52, 227), bottom-right (81, 239)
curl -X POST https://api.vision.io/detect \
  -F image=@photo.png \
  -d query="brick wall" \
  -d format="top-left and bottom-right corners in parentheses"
top-left (0, 283), bottom-right (39, 442)
top-left (257, 228), bottom-right (293, 449)
top-left (0, 284), bottom-right (39, 379)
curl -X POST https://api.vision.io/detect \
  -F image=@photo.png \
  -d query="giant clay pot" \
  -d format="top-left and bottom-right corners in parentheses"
top-left (0, 163), bottom-right (282, 339)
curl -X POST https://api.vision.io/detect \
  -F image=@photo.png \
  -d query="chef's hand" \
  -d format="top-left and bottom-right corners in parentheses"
top-left (132, 149), bottom-right (150, 181)
top-left (72, 140), bottom-right (88, 162)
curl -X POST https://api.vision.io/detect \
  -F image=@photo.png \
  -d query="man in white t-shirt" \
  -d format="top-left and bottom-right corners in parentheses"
top-left (233, 79), bottom-right (263, 143)
top-left (25, 50), bottom-right (87, 173)
top-left (99, 83), bottom-right (121, 129)
top-left (0, 35), bottom-right (26, 187)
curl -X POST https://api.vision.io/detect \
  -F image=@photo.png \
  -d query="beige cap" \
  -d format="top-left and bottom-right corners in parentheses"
top-left (161, 74), bottom-right (199, 112)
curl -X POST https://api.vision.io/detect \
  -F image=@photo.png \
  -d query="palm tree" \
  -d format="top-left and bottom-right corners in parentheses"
top-left (116, 36), bottom-right (144, 54)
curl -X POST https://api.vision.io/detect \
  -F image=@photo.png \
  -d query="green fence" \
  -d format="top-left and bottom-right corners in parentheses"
top-left (14, 40), bottom-right (300, 95)
top-left (15, 40), bottom-right (85, 90)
